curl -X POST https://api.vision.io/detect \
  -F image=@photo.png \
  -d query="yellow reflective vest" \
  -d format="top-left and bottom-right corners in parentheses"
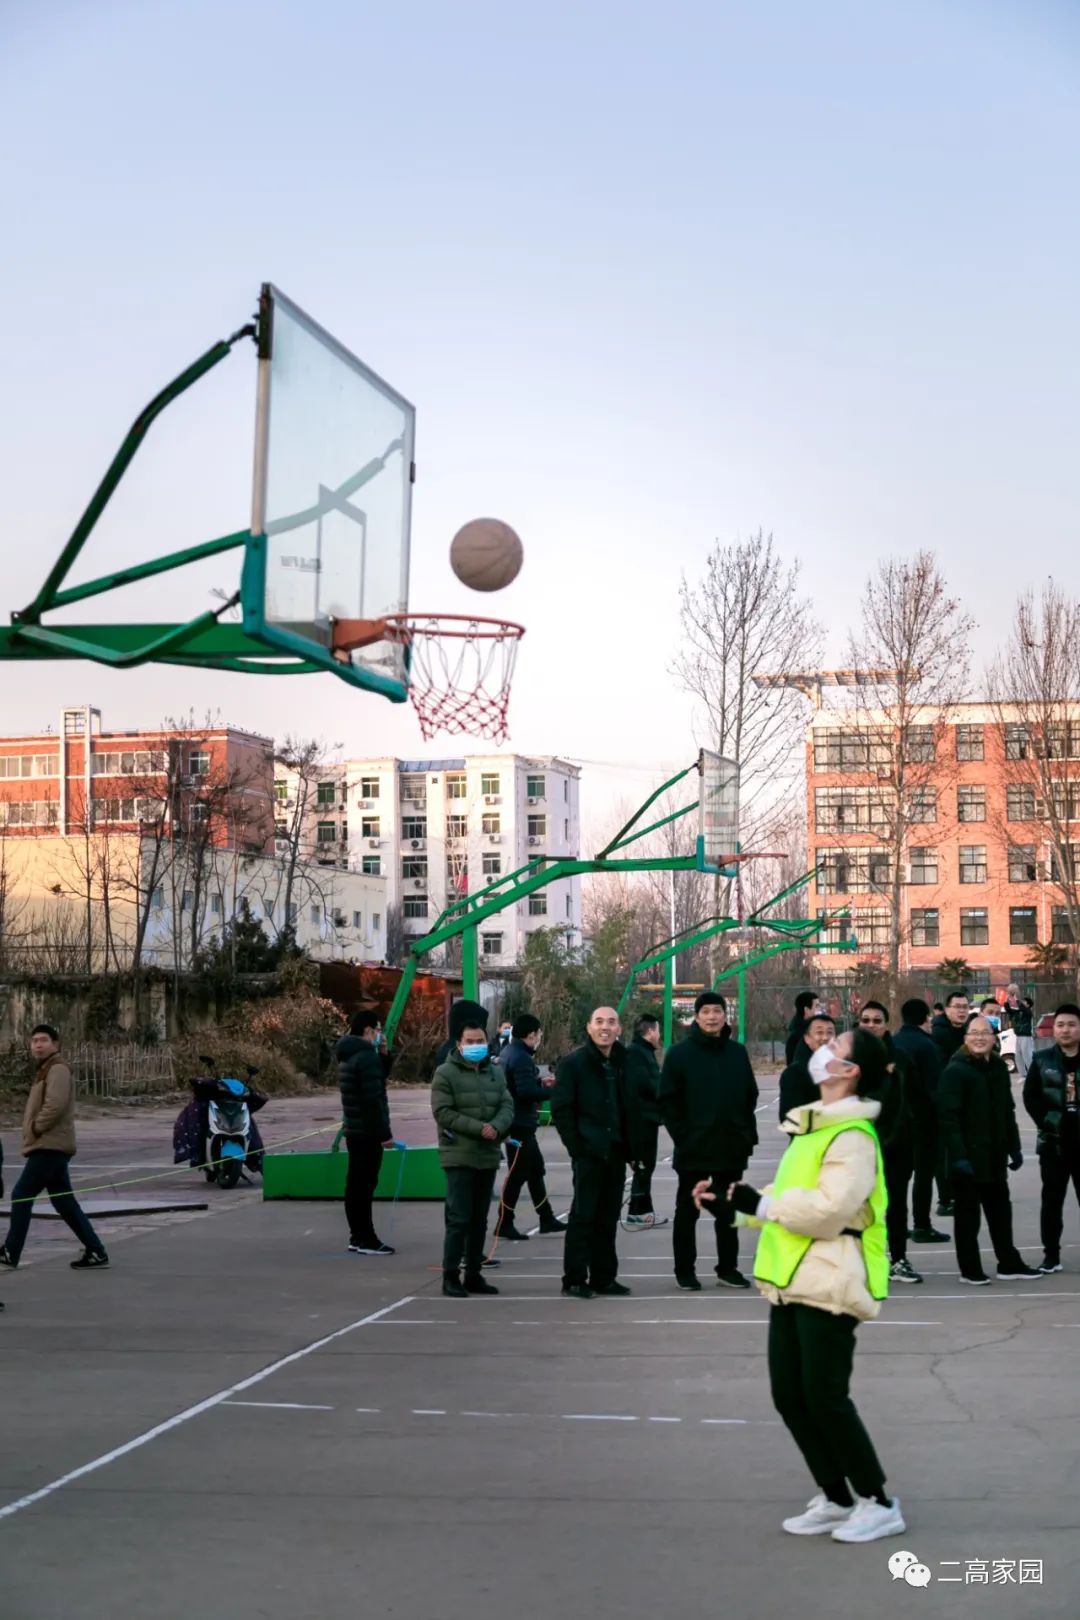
top-left (754, 1117), bottom-right (889, 1301)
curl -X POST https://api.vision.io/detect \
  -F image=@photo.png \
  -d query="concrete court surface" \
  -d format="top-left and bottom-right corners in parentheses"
top-left (1, 1081), bottom-right (1078, 1620)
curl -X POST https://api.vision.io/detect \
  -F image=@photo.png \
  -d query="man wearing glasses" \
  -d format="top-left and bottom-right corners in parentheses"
top-left (858, 1001), bottom-right (922, 1285)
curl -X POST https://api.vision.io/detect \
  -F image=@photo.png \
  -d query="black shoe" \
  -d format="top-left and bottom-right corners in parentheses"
top-left (71, 1250), bottom-right (109, 1270)
top-left (442, 1274), bottom-right (469, 1298)
top-left (0, 1246), bottom-right (18, 1270)
top-left (348, 1240), bottom-right (395, 1255)
top-left (997, 1261), bottom-right (1043, 1280)
top-left (499, 1224), bottom-right (530, 1242)
top-left (909, 1227), bottom-right (950, 1243)
top-left (464, 1273), bottom-right (499, 1295)
top-left (936, 1201), bottom-right (955, 1217)
top-left (676, 1275), bottom-right (703, 1291)
top-left (1039, 1258), bottom-right (1064, 1274)
top-left (593, 1280), bottom-right (632, 1296)
top-left (716, 1269), bottom-right (750, 1289)
top-left (561, 1283), bottom-right (595, 1300)
top-left (538, 1215), bottom-right (568, 1234)
top-left (481, 1255), bottom-right (502, 1268)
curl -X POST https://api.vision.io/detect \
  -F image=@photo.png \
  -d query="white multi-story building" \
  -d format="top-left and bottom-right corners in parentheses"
top-left (275, 753), bottom-right (583, 967)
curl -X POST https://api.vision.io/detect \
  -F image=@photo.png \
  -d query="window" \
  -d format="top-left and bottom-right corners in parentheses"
top-left (1009, 907), bottom-right (1038, 945)
top-left (446, 773), bottom-right (467, 799)
top-left (1043, 722), bottom-right (1080, 760)
top-left (1007, 784), bottom-right (1039, 821)
top-left (361, 816), bottom-right (381, 838)
top-left (528, 893), bottom-right (548, 916)
top-left (566, 893), bottom-right (573, 917)
top-left (1052, 906), bottom-right (1074, 944)
top-left (361, 855), bottom-right (381, 876)
top-left (908, 847), bottom-right (938, 885)
top-left (481, 813), bottom-right (500, 835)
top-left (181, 890), bottom-right (194, 913)
top-left (481, 932), bottom-right (503, 956)
top-left (311, 903), bottom-right (323, 925)
top-left (190, 802), bottom-right (210, 824)
top-left (956, 725), bottom-right (984, 762)
top-left (401, 815), bottom-right (427, 840)
top-left (316, 821), bottom-right (337, 844)
top-left (957, 785), bottom-right (986, 823)
top-left (908, 787), bottom-right (937, 823)
top-left (526, 774), bottom-right (546, 798)
top-left (1050, 781), bottom-right (1080, 822)
top-left (352, 910), bottom-right (362, 929)
top-left (360, 776), bottom-right (380, 798)
top-left (1050, 844), bottom-right (1080, 882)
top-left (264, 902), bottom-right (273, 923)
top-left (482, 853), bottom-right (502, 876)
top-left (275, 780), bottom-right (287, 801)
top-left (816, 909), bottom-right (854, 944)
top-left (853, 909), bottom-right (892, 948)
top-left (446, 814), bottom-right (467, 838)
top-left (812, 728), bottom-right (891, 771)
top-left (316, 781), bottom-right (336, 805)
top-left (910, 908), bottom-right (940, 948)
top-left (399, 773), bottom-right (426, 805)
top-left (480, 772), bottom-right (500, 796)
top-left (372, 913), bottom-right (382, 931)
top-left (814, 787), bottom-right (892, 830)
top-left (90, 749), bottom-right (165, 776)
top-left (188, 751), bottom-right (210, 776)
top-left (287, 902), bottom-right (298, 925)
top-left (403, 895), bottom-right (429, 919)
top-left (959, 844), bottom-right (987, 884)
top-left (91, 796), bottom-right (152, 825)
top-left (960, 908), bottom-right (989, 946)
top-left (1008, 844), bottom-right (1037, 883)
top-left (0, 753), bottom-right (59, 778)
top-left (903, 727), bottom-right (935, 763)
top-left (816, 848), bottom-right (891, 894)
top-left (527, 814), bottom-right (547, 839)
top-left (274, 819), bottom-right (288, 839)
top-left (401, 856), bottom-right (428, 879)
top-left (1004, 724), bottom-right (1032, 761)
top-left (151, 886), bottom-right (164, 910)
top-left (564, 779), bottom-right (570, 801)
top-left (564, 818), bottom-right (570, 841)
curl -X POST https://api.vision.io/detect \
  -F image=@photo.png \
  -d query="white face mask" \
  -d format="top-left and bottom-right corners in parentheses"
top-left (808, 1043), bottom-right (852, 1085)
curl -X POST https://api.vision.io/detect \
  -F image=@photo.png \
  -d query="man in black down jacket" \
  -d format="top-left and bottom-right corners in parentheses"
top-left (784, 990), bottom-right (821, 1065)
top-left (660, 991), bottom-right (758, 1290)
top-left (493, 1014), bottom-right (564, 1241)
top-left (929, 990), bottom-right (971, 1215)
top-left (551, 1006), bottom-right (643, 1299)
top-left (777, 1012), bottom-right (834, 1123)
top-left (625, 1014), bottom-right (667, 1225)
top-left (892, 999), bottom-right (948, 1244)
top-left (336, 1008), bottom-right (394, 1256)
top-left (937, 1016), bottom-right (1040, 1283)
top-left (1022, 1002), bottom-right (1080, 1274)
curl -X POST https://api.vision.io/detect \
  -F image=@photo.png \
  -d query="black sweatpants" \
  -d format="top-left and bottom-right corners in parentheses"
top-left (498, 1131), bottom-right (549, 1223)
top-left (911, 1119), bottom-right (939, 1230)
top-left (1038, 1142), bottom-right (1080, 1265)
top-left (443, 1166), bottom-right (498, 1278)
top-left (883, 1141), bottom-right (913, 1263)
top-left (768, 1302), bottom-right (887, 1500)
top-left (344, 1134), bottom-right (384, 1247)
top-left (627, 1127), bottom-right (659, 1216)
top-left (563, 1154), bottom-right (627, 1289)
top-left (953, 1174), bottom-right (1023, 1278)
top-left (673, 1164), bottom-right (741, 1278)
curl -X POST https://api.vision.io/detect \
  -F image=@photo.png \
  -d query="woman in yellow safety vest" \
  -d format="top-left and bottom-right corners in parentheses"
top-left (694, 1028), bottom-right (906, 1545)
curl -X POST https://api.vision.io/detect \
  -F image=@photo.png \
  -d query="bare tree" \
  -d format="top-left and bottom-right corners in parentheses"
top-left (847, 551), bottom-right (974, 986)
top-left (988, 581), bottom-right (1080, 988)
top-left (273, 736), bottom-right (343, 941)
top-left (0, 837), bottom-right (30, 972)
top-left (673, 531), bottom-right (824, 836)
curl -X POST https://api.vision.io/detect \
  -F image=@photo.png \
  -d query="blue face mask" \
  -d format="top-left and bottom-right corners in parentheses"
top-left (461, 1043), bottom-right (488, 1064)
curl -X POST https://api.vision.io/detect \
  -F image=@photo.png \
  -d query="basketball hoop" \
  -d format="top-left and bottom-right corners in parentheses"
top-left (333, 613), bottom-right (524, 742)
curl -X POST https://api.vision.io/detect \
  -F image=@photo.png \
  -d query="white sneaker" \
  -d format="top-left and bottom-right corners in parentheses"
top-left (831, 1496), bottom-right (906, 1543)
top-left (781, 1493), bottom-right (854, 1536)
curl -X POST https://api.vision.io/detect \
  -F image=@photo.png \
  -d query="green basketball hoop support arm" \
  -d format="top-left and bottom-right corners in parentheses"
top-left (713, 932), bottom-right (858, 1048)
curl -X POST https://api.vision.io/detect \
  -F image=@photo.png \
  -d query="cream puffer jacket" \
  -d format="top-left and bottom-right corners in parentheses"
top-left (737, 1095), bottom-right (884, 1322)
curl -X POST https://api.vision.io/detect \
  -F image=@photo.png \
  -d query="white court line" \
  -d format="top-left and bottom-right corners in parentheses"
top-left (0, 1294), bottom-right (414, 1525)
top-left (702, 1418), bottom-right (748, 1425)
top-left (355, 1407), bottom-right (383, 1413)
top-left (223, 1401), bottom-right (334, 1411)
top-left (648, 1416), bottom-right (682, 1423)
top-left (412, 1409), bottom-right (447, 1416)
top-left (563, 1414), bottom-right (638, 1422)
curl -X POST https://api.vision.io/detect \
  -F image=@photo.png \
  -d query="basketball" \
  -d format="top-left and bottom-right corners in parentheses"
top-left (450, 519), bottom-right (523, 592)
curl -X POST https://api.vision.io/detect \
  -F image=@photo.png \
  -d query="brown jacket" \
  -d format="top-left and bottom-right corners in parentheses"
top-left (22, 1053), bottom-right (78, 1156)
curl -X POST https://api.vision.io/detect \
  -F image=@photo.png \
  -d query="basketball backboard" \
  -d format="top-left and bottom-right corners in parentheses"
top-left (697, 749), bottom-right (740, 874)
top-left (243, 283), bottom-right (415, 700)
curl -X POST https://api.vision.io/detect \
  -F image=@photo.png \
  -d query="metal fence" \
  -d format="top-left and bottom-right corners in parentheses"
top-left (69, 1043), bottom-right (177, 1098)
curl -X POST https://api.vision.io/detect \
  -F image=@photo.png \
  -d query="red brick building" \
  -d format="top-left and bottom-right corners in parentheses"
top-left (0, 706), bottom-right (274, 853)
top-left (775, 676), bottom-right (1080, 979)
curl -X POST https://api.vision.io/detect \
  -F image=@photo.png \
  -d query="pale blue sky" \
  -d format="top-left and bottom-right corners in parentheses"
top-left (2, 0), bottom-right (1078, 827)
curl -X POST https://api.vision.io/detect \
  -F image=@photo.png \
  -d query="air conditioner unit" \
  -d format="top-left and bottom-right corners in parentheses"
top-left (367, 837), bottom-right (381, 848)
top-left (410, 838), bottom-right (423, 849)
top-left (874, 767), bottom-right (891, 780)
top-left (359, 798), bottom-right (373, 809)
top-left (527, 796), bottom-right (538, 805)
top-left (488, 834), bottom-right (502, 844)
top-left (1037, 860), bottom-right (1051, 880)
top-left (412, 877), bottom-right (425, 889)
top-left (484, 794), bottom-right (500, 805)
top-left (900, 864), bottom-right (912, 884)
top-left (528, 836), bottom-right (541, 845)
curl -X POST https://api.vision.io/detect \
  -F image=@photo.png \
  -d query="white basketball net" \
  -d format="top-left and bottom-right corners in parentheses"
top-left (388, 617), bottom-right (524, 742)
